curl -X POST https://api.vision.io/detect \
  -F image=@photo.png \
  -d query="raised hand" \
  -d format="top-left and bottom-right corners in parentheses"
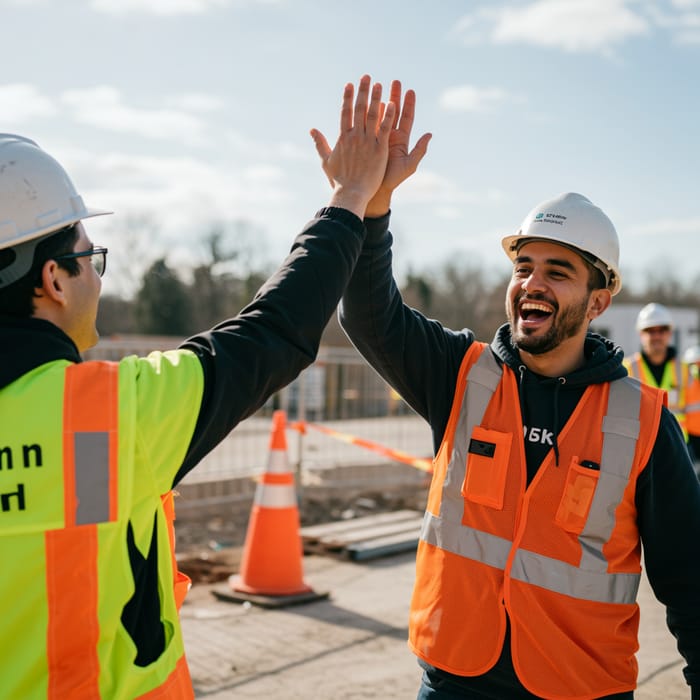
top-left (365, 80), bottom-right (432, 218)
top-left (310, 75), bottom-right (396, 220)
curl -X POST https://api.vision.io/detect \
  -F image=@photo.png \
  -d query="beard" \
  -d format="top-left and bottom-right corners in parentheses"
top-left (507, 292), bottom-right (590, 355)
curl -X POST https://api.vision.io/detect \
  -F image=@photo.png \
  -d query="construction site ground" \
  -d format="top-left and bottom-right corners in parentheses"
top-left (176, 499), bottom-right (690, 699)
top-left (172, 413), bottom-right (690, 698)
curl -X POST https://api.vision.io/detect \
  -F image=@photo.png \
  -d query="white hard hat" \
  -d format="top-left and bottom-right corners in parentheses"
top-left (636, 302), bottom-right (674, 332)
top-left (684, 346), bottom-right (700, 364)
top-left (501, 192), bottom-right (622, 295)
top-left (0, 133), bottom-right (111, 287)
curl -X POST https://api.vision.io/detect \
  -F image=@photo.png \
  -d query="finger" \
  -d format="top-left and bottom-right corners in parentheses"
top-left (376, 101), bottom-right (397, 143)
top-left (397, 88), bottom-right (416, 136)
top-left (407, 132), bottom-right (432, 168)
top-left (366, 81), bottom-right (383, 131)
top-left (309, 128), bottom-right (332, 161)
top-left (389, 80), bottom-right (402, 130)
top-left (340, 82), bottom-right (354, 133)
top-left (378, 101), bottom-right (386, 125)
top-left (353, 74), bottom-right (371, 131)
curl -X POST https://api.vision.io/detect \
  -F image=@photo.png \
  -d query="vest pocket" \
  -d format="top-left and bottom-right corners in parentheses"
top-left (462, 426), bottom-right (512, 510)
top-left (555, 457), bottom-right (600, 534)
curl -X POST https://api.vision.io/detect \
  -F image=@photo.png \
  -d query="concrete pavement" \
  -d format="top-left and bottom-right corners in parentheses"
top-left (180, 550), bottom-right (690, 699)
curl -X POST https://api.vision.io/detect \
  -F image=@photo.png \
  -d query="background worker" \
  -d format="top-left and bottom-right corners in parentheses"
top-left (0, 75), bottom-right (396, 699)
top-left (316, 81), bottom-right (700, 699)
top-left (624, 302), bottom-right (689, 439)
top-left (685, 345), bottom-right (700, 470)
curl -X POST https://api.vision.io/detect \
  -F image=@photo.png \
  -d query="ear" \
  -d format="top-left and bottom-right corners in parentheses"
top-left (37, 259), bottom-right (68, 306)
top-left (587, 289), bottom-right (612, 321)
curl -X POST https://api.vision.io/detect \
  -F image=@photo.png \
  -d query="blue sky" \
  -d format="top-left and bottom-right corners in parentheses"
top-left (2, 0), bottom-right (699, 298)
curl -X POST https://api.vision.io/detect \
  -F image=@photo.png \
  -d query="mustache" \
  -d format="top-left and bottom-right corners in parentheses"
top-left (515, 292), bottom-right (559, 312)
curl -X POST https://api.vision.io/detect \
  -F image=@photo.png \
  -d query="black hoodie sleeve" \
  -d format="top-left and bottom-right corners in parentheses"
top-left (338, 212), bottom-right (473, 453)
top-left (636, 407), bottom-right (700, 691)
top-left (172, 207), bottom-right (366, 485)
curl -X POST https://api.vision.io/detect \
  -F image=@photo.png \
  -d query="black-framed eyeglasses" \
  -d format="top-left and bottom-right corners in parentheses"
top-left (54, 246), bottom-right (108, 277)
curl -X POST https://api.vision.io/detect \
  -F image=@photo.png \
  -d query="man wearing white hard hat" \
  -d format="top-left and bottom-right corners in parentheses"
top-left (323, 81), bottom-right (700, 700)
top-left (684, 345), bottom-right (700, 468)
top-left (624, 302), bottom-right (689, 440)
top-left (0, 76), bottom-right (401, 699)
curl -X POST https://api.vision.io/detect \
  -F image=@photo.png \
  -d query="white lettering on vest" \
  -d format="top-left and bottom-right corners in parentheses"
top-left (523, 426), bottom-right (554, 445)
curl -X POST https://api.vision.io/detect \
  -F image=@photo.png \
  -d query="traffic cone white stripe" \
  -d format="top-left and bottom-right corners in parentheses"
top-left (254, 484), bottom-right (298, 508)
top-left (266, 451), bottom-right (290, 474)
top-left (228, 409), bottom-right (315, 598)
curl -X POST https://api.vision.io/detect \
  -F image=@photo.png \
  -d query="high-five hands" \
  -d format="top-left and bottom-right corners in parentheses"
top-left (311, 76), bottom-right (431, 220)
top-left (366, 80), bottom-right (432, 217)
top-left (310, 75), bottom-right (396, 220)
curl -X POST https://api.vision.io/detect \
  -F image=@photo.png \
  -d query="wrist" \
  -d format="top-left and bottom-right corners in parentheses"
top-left (328, 186), bottom-right (371, 220)
top-left (364, 187), bottom-right (392, 219)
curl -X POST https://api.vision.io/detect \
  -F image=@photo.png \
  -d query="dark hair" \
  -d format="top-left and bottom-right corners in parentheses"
top-left (584, 260), bottom-right (607, 294)
top-left (0, 225), bottom-right (81, 317)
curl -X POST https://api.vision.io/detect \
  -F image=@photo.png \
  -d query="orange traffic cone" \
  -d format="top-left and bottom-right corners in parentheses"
top-left (219, 410), bottom-right (328, 607)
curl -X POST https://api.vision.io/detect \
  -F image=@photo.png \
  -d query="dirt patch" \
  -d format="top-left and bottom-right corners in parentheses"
top-left (175, 487), bottom-right (427, 585)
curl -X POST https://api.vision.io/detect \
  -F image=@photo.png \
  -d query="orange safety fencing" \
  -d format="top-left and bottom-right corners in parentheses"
top-left (289, 420), bottom-right (433, 473)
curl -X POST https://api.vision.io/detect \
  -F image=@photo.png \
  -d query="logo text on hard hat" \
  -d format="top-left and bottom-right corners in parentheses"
top-left (535, 212), bottom-right (567, 226)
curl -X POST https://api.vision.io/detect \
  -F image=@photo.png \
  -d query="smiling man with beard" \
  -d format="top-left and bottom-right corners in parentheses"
top-left (325, 81), bottom-right (700, 700)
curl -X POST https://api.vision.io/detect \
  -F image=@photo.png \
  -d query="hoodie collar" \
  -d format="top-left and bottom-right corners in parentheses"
top-left (0, 316), bottom-right (81, 390)
top-left (490, 323), bottom-right (627, 467)
top-left (490, 322), bottom-right (627, 387)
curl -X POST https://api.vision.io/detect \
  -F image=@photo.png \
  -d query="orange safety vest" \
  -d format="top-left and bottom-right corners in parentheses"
top-left (49, 362), bottom-right (193, 698)
top-left (625, 352), bottom-right (686, 436)
top-left (410, 343), bottom-right (664, 700)
top-left (161, 490), bottom-right (193, 610)
top-left (686, 366), bottom-right (700, 437)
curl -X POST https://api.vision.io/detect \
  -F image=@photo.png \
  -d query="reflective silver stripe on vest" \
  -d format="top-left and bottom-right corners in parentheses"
top-left (511, 378), bottom-right (642, 604)
top-left (626, 357), bottom-right (641, 380)
top-left (74, 431), bottom-right (111, 525)
top-left (440, 348), bottom-right (502, 525)
top-left (421, 510), bottom-right (512, 570)
top-left (424, 350), bottom-right (643, 605)
top-left (509, 549), bottom-right (639, 604)
top-left (628, 355), bottom-right (682, 414)
top-left (579, 378), bottom-right (640, 572)
top-left (686, 401), bottom-right (700, 413)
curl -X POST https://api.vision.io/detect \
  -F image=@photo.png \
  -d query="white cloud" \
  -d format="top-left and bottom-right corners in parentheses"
top-left (454, 0), bottom-right (650, 53)
top-left (646, 0), bottom-right (700, 42)
top-left (627, 216), bottom-right (700, 237)
top-left (224, 129), bottom-right (311, 161)
top-left (90, 0), bottom-right (229, 16)
top-left (89, 0), bottom-right (282, 16)
top-left (670, 0), bottom-right (700, 8)
top-left (60, 87), bottom-right (209, 145)
top-left (59, 148), bottom-right (292, 237)
top-left (166, 93), bottom-right (225, 113)
top-left (393, 169), bottom-right (506, 208)
top-left (439, 85), bottom-right (510, 113)
top-left (0, 83), bottom-right (57, 121)
top-left (453, 0), bottom-right (700, 52)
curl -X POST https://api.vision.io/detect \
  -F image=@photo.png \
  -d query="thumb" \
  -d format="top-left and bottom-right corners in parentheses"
top-left (408, 132), bottom-right (432, 170)
top-left (309, 128), bottom-right (332, 161)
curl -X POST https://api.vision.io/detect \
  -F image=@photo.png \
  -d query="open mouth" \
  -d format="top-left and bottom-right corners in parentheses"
top-left (518, 301), bottom-right (554, 324)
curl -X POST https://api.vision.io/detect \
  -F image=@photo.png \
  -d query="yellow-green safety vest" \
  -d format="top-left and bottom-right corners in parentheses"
top-left (624, 352), bottom-right (688, 438)
top-left (0, 352), bottom-right (204, 699)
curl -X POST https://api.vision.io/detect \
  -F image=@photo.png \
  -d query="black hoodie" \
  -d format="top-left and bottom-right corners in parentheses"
top-left (339, 212), bottom-right (700, 699)
top-left (0, 206), bottom-right (368, 669)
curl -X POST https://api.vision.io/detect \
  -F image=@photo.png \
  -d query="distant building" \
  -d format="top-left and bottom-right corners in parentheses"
top-left (590, 304), bottom-right (699, 357)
